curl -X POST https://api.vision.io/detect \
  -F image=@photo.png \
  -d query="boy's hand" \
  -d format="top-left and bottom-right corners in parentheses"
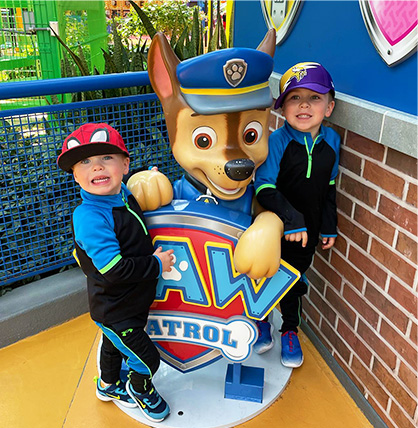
top-left (321, 236), bottom-right (336, 250)
top-left (285, 231), bottom-right (308, 248)
top-left (154, 247), bottom-right (175, 273)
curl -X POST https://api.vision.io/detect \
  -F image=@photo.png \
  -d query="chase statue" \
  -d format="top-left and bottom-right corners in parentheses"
top-left (128, 29), bottom-right (284, 280)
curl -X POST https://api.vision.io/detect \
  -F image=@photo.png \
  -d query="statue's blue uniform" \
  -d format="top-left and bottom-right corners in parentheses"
top-left (173, 175), bottom-right (254, 215)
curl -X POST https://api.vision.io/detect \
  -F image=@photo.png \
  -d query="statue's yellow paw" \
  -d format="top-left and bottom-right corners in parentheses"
top-left (234, 211), bottom-right (283, 280)
top-left (127, 170), bottom-right (173, 211)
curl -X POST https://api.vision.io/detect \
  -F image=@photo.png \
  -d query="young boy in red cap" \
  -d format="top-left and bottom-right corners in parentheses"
top-left (57, 123), bottom-right (174, 422)
top-left (254, 62), bottom-right (340, 368)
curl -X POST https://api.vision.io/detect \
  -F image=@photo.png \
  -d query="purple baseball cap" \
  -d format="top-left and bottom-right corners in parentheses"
top-left (274, 62), bottom-right (335, 109)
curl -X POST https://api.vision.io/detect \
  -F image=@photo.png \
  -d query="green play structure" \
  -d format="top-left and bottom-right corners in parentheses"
top-left (0, 0), bottom-right (108, 108)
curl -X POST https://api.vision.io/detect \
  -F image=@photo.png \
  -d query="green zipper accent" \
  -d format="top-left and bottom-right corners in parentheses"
top-left (122, 193), bottom-right (148, 235)
top-left (304, 135), bottom-right (321, 179)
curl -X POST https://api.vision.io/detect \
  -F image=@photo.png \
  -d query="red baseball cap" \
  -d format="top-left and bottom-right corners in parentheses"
top-left (57, 123), bottom-right (129, 173)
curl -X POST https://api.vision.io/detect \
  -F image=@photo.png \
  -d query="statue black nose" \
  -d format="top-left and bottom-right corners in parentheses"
top-left (224, 159), bottom-right (255, 181)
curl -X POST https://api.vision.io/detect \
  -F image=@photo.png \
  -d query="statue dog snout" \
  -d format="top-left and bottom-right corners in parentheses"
top-left (225, 159), bottom-right (255, 181)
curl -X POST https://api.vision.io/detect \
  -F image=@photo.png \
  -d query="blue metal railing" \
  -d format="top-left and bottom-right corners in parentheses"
top-left (0, 72), bottom-right (152, 100)
top-left (0, 72), bottom-right (182, 287)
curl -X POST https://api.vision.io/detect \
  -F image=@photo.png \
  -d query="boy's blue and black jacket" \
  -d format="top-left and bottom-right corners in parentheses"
top-left (254, 121), bottom-right (340, 252)
top-left (72, 183), bottom-right (161, 324)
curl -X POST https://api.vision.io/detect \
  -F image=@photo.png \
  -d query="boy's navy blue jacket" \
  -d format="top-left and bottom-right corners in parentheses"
top-left (254, 121), bottom-right (340, 252)
top-left (72, 183), bottom-right (161, 324)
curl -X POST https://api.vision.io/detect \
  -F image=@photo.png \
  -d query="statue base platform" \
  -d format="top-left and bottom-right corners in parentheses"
top-left (106, 309), bottom-right (291, 427)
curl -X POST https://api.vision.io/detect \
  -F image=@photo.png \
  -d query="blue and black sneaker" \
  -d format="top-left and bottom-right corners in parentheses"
top-left (281, 331), bottom-right (304, 368)
top-left (95, 377), bottom-right (137, 408)
top-left (253, 320), bottom-right (274, 354)
top-left (126, 380), bottom-right (170, 422)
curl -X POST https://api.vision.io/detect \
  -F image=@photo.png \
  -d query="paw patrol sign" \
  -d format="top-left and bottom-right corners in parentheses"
top-left (359, 0), bottom-right (418, 66)
top-left (144, 201), bottom-right (299, 372)
top-left (260, 0), bottom-right (303, 45)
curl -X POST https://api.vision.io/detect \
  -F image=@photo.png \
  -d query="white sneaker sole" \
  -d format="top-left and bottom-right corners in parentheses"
top-left (281, 355), bottom-right (304, 368)
top-left (253, 323), bottom-right (275, 354)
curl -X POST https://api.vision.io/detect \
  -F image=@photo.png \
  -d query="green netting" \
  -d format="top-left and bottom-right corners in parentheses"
top-left (0, 0), bottom-right (107, 108)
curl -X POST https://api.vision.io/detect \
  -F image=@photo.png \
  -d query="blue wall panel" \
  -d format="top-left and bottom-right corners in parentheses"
top-left (234, 1), bottom-right (417, 115)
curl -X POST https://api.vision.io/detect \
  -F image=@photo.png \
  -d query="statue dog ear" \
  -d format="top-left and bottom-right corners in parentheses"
top-left (147, 32), bottom-right (182, 103)
top-left (256, 29), bottom-right (276, 58)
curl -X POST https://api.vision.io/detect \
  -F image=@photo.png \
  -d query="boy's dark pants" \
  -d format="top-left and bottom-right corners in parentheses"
top-left (279, 240), bottom-right (315, 333)
top-left (98, 313), bottom-right (160, 393)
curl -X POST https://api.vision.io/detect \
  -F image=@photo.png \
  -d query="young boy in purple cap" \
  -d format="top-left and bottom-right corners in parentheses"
top-left (253, 62), bottom-right (340, 367)
top-left (57, 123), bottom-right (174, 422)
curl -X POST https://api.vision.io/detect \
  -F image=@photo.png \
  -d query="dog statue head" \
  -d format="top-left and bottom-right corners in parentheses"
top-left (147, 30), bottom-right (276, 201)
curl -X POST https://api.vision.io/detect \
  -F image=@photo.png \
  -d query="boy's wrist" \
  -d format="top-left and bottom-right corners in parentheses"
top-left (153, 255), bottom-right (163, 277)
top-left (320, 233), bottom-right (337, 238)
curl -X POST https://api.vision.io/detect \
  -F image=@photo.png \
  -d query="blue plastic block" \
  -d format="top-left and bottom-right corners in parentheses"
top-left (224, 363), bottom-right (264, 403)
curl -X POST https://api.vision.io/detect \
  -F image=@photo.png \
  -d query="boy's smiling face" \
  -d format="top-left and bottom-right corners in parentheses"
top-left (281, 88), bottom-right (335, 139)
top-left (73, 153), bottom-right (129, 196)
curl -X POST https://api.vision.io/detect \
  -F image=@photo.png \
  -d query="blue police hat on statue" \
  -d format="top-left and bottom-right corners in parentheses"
top-left (176, 48), bottom-right (274, 114)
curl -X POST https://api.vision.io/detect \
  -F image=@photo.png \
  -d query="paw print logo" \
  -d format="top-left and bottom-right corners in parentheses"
top-left (223, 59), bottom-right (248, 87)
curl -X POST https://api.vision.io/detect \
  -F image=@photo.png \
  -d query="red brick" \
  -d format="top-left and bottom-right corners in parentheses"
top-left (315, 243), bottom-right (331, 263)
top-left (348, 246), bottom-right (388, 287)
top-left (354, 205), bottom-right (396, 245)
top-left (378, 195), bottom-right (418, 235)
top-left (389, 399), bottom-right (416, 428)
top-left (396, 232), bottom-right (418, 264)
top-left (367, 395), bottom-right (396, 428)
top-left (351, 355), bottom-right (390, 408)
top-left (305, 320), bottom-right (330, 351)
top-left (406, 182), bottom-right (417, 207)
top-left (322, 120), bottom-right (345, 140)
top-left (307, 286), bottom-right (336, 326)
top-left (306, 268), bottom-right (326, 294)
top-left (370, 239), bottom-right (416, 285)
top-left (399, 361), bottom-right (417, 397)
top-left (387, 278), bottom-right (417, 316)
top-left (337, 319), bottom-right (372, 365)
top-left (358, 320), bottom-right (397, 369)
top-left (340, 148), bottom-right (362, 176)
top-left (346, 131), bottom-right (385, 161)
top-left (333, 234), bottom-right (347, 255)
top-left (410, 322), bottom-right (417, 346)
top-left (335, 354), bottom-right (367, 395)
top-left (386, 148), bottom-right (418, 179)
top-left (312, 255), bottom-right (342, 292)
top-left (331, 252), bottom-right (365, 291)
top-left (326, 287), bottom-right (357, 327)
top-left (336, 191), bottom-right (353, 216)
top-left (321, 319), bottom-right (351, 363)
top-left (365, 282), bottom-right (409, 333)
top-left (343, 283), bottom-right (379, 328)
top-left (363, 160), bottom-right (406, 198)
top-left (337, 213), bottom-right (369, 250)
top-left (380, 320), bottom-right (418, 368)
top-left (312, 323), bottom-right (333, 354)
top-left (303, 298), bottom-right (321, 325)
top-left (373, 359), bottom-right (417, 417)
top-left (340, 173), bottom-right (378, 208)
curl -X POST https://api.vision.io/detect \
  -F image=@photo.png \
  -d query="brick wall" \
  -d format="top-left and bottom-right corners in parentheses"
top-left (269, 111), bottom-right (418, 428)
